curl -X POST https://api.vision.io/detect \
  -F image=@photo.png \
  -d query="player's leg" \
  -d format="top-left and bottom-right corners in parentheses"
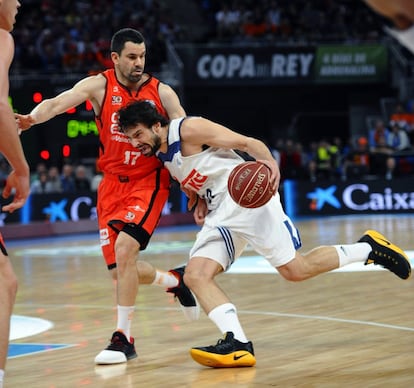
top-left (0, 236), bottom-right (17, 387)
top-left (277, 230), bottom-right (411, 281)
top-left (184, 231), bottom-right (256, 368)
top-left (95, 176), bottom-right (198, 364)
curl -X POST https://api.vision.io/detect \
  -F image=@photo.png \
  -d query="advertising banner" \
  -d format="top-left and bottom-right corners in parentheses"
top-left (175, 44), bottom-right (388, 86)
top-left (283, 178), bottom-right (414, 218)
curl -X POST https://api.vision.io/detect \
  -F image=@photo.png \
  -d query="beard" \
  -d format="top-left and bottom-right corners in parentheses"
top-left (141, 133), bottom-right (161, 156)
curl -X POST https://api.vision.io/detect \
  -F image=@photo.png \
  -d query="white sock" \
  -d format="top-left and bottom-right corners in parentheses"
top-left (334, 242), bottom-right (372, 267)
top-left (208, 303), bottom-right (248, 343)
top-left (0, 369), bottom-right (4, 388)
top-left (151, 270), bottom-right (179, 288)
top-left (117, 305), bottom-right (135, 340)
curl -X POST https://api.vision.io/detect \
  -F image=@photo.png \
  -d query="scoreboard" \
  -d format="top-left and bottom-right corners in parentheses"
top-left (10, 76), bottom-right (99, 167)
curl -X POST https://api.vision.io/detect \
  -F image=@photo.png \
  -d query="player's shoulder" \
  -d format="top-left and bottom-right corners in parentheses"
top-left (75, 72), bottom-right (107, 89)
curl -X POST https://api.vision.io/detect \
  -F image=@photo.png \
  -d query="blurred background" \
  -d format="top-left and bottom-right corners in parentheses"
top-left (5, 0), bottom-right (414, 233)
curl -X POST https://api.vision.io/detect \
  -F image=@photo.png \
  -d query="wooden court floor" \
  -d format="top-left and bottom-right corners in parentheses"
top-left (4, 214), bottom-right (414, 387)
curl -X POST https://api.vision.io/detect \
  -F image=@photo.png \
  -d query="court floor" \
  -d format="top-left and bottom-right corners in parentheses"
top-left (4, 214), bottom-right (414, 387)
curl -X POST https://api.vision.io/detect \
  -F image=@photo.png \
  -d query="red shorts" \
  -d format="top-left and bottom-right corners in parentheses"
top-left (97, 168), bottom-right (170, 269)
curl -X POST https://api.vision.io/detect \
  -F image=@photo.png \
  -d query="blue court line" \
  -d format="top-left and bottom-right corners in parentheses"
top-left (8, 343), bottom-right (75, 359)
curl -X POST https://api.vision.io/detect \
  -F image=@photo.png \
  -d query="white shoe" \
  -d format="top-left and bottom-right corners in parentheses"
top-left (94, 331), bottom-right (137, 365)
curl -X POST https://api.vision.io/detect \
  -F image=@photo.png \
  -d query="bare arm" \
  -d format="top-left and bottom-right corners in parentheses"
top-left (0, 30), bottom-right (29, 212)
top-left (364, 0), bottom-right (414, 29)
top-left (16, 74), bottom-right (106, 130)
top-left (181, 117), bottom-right (280, 192)
top-left (158, 82), bottom-right (186, 119)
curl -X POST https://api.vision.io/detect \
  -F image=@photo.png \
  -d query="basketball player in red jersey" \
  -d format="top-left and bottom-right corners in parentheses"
top-left (16, 28), bottom-right (198, 365)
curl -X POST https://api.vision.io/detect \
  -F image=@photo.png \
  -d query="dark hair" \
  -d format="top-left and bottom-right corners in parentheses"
top-left (111, 28), bottom-right (145, 54)
top-left (118, 100), bottom-right (169, 132)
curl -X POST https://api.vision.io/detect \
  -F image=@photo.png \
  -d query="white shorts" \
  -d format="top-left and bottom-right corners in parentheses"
top-left (189, 192), bottom-right (301, 271)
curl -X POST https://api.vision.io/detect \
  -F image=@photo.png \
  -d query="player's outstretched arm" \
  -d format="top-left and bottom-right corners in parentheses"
top-left (16, 75), bottom-right (104, 131)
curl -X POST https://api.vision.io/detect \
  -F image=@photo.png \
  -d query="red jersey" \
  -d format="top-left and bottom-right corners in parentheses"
top-left (96, 69), bottom-right (168, 179)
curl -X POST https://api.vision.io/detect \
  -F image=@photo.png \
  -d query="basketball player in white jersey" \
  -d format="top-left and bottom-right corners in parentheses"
top-left (117, 100), bottom-right (411, 368)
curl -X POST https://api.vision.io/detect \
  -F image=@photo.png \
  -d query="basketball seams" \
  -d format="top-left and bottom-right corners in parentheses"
top-left (228, 161), bottom-right (272, 208)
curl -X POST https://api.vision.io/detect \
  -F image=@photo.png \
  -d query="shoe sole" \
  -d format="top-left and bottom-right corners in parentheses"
top-left (190, 348), bottom-right (256, 368)
top-left (360, 230), bottom-right (411, 280)
top-left (94, 350), bottom-right (137, 365)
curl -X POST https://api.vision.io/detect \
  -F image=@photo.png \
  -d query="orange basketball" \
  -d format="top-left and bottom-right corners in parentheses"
top-left (227, 161), bottom-right (273, 208)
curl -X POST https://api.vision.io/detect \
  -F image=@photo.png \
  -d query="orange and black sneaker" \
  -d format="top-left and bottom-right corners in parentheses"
top-left (167, 266), bottom-right (200, 321)
top-left (190, 332), bottom-right (256, 368)
top-left (358, 230), bottom-right (411, 280)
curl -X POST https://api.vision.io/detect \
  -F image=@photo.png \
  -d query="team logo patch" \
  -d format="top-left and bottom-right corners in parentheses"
top-left (112, 95), bottom-right (123, 105)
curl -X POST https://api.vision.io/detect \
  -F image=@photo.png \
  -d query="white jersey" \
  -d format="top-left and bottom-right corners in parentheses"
top-left (157, 117), bottom-right (245, 211)
top-left (157, 117), bottom-right (301, 271)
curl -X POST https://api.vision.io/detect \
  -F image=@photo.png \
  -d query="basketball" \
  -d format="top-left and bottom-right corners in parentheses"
top-left (227, 161), bottom-right (273, 208)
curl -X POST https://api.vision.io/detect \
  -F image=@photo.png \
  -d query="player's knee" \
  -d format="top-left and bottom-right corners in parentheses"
top-left (2, 265), bottom-right (18, 299)
top-left (183, 268), bottom-right (208, 290)
top-left (114, 244), bottom-right (138, 272)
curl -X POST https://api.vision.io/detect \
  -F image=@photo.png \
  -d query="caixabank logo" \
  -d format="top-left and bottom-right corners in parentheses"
top-left (304, 181), bottom-right (414, 215)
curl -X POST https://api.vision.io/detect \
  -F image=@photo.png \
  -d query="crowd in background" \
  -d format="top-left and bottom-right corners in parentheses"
top-left (6, 0), bottom-right (414, 188)
top-left (10, 0), bottom-right (389, 75)
top-left (0, 160), bottom-right (103, 195)
top-left (197, 0), bottom-right (386, 45)
top-left (270, 99), bottom-right (414, 183)
top-left (11, 0), bottom-right (184, 74)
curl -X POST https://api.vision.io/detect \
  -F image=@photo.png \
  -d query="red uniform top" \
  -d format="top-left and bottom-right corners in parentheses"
top-left (96, 69), bottom-right (168, 180)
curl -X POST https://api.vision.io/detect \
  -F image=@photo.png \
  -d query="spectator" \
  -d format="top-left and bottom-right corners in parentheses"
top-left (47, 166), bottom-right (62, 193)
top-left (387, 121), bottom-right (411, 151)
top-left (74, 165), bottom-right (91, 191)
top-left (370, 134), bottom-right (396, 180)
top-left (279, 139), bottom-right (303, 180)
top-left (342, 136), bottom-right (371, 180)
top-left (30, 170), bottom-right (50, 194)
top-left (241, 6), bottom-right (267, 40)
top-left (215, 3), bottom-right (240, 40)
top-left (31, 162), bottom-right (47, 183)
top-left (389, 102), bottom-right (414, 132)
top-left (60, 163), bottom-right (75, 192)
top-left (368, 119), bottom-right (390, 151)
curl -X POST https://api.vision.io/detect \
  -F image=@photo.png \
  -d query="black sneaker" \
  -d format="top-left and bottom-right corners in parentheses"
top-left (358, 230), bottom-right (411, 280)
top-left (94, 331), bottom-right (137, 364)
top-left (190, 332), bottom-right (256, 368)
top-left (167, 266), bottom-right (200, 321)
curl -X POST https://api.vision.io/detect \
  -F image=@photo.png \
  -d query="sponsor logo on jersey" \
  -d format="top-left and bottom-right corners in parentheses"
top-left (125, 211), bottom-right (136, 221)
top-left (181, 168), bottom-right (208, 191)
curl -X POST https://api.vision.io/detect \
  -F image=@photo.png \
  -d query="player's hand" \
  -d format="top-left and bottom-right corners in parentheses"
top-left (180, 185), bottom-right (199, 211)
top-left (258, 159), bottom-right (280, 194)
top-left (193, 197), bottom-right (208, 226)
top-left (15, 113), bottom-right (36, 132)
top-left (2, 170), bottom-right (30, 213)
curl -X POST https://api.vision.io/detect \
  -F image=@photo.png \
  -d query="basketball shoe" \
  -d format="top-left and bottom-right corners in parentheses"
top-left (190, 332), bottom-right (256, 368)
top-left (94, 331), bottom-right (137, 365)
top-left (358, 230), bottom-right (411, 279)
top-left (167, 266), bottom-right (200, 321)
